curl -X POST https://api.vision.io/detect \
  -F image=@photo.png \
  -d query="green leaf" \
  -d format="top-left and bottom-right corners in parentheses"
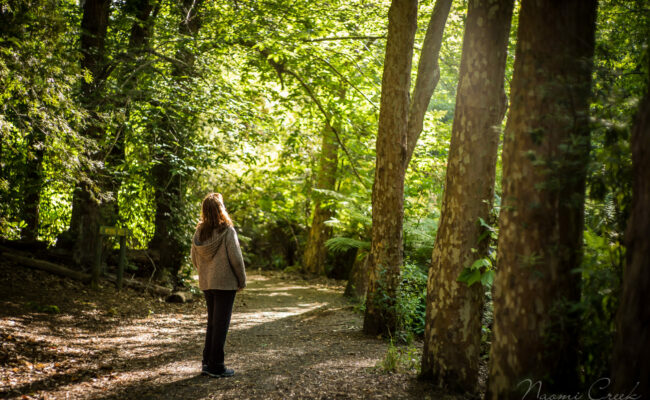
top-left (481, 270), bottom-right (495, 287)
top-left (457, 267), bottom-right (481, 286)
top-left (478, 217), bottom-right (492, 230)
top-left (470, 257), bottom-right (490, 270)
top-left (466, 269), bottom-right (482, 286)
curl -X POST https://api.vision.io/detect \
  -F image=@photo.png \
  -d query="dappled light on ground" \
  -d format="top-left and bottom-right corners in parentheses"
top-left (1, 263), bottom-right (458, 399)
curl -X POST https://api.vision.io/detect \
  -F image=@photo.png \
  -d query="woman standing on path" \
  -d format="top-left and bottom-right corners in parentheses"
top-left (191, 192), bottom-right (246, 378)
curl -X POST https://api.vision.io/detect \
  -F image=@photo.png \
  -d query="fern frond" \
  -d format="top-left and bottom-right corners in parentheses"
top-left (312, 188), bottom-right (348, 200)
top-left (325, 236), bottom-right (370, 253)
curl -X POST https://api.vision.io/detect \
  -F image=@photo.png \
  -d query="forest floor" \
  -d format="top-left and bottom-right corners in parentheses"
top-left (0, 260), bottom-right (466, 400)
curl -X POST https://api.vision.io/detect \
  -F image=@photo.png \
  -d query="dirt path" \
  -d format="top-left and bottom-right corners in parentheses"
top-left (1, 262), bottom-right (459, 399)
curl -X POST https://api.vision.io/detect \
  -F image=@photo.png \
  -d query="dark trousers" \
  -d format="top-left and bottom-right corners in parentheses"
top-left (203, 289), bottom-right (236, 372)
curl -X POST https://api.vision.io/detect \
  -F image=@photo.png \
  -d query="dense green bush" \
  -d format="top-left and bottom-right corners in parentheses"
top-left (396, 263), bottom-right (428, 341)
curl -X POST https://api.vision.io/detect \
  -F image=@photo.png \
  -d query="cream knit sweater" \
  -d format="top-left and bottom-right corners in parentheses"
top-left (190, 226), bottom-right (246, 291)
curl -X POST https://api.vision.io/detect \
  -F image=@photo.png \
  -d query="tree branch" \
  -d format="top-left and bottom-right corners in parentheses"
top-left (300, 35), bottom-right (386, 42)
top-left (279, 65), bottom-right (368, 189)
top-left (236, 39), bottom-right (369, 188)
top-left (314, 55), bottom-right (379, 110)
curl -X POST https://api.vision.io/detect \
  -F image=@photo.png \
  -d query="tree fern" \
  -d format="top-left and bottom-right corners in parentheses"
top-left (325, 236), bottom-right (370, 253)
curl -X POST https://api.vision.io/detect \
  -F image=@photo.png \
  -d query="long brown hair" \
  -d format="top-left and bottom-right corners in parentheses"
top-left (197, 193), bottom-right (233, 241)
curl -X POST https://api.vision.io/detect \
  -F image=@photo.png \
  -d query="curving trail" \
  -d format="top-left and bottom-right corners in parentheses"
top-left (0, 263), bottom-right (461, 399)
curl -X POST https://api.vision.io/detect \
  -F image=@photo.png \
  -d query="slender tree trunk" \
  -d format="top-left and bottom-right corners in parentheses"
top-left (405, 0), bottom-right (453, 168)
top-left (611, 64), bottom-right (650, 398)
top-left (148, 0), bottom-right (203, 282)
top-left (66, 0), bottom-right (112, 267)
top-left (303, 126), bottom-right (339, 275)
top-left (344, 253), bottom-right (370, 299)
top-left (486, 1), bottom-right (597, 398)
top-left (120, 0), bottom-right (157, 102)
top-left (127, 0), bottom-right (156, 50)
top-left (364, 0), bottom-right (452, 335)
top-left (149, 155), bottom-right (185, 279)
top-left (20, 129), bottom-right (46, 240)
top-left (421, 0), bottom-right (513, 393)
top-left (363, 0), bottom-right (417, 336)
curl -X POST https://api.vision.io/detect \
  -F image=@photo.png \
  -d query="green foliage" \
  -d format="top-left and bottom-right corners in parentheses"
top-left (0, 0), bottom-right (463, 281)
top-left (325, 236), bottom-right (370, 253)
top-left (457, 215), bottom-right (498, 288)
top-left (0, 6), bottom-right (641, 389)
top-left (25, 301), bottom-right (60, 314)
top-left (577, 226), bottom-right (624, 384)
top-left (396, 263), bottom-right (428, 340)
top-left (0, 0), bottom-right (86, 237)
top-left (37, 180), bottom-right (73, 244)
top-left (376, 340), bottom-right (421, 374)
top-left (369, 262), bottom-right (427, 343)
top-left (403, 215), bottom-right (438, 267)
top-left (457, 257), bottom-right (494, 287)
top-left (575, 0), bottom-right (648, 384)
top-left (0, 219), bottom-right (26, 238)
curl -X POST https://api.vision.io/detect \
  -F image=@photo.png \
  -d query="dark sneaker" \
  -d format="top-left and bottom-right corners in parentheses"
top-left (204, 367), bottom-right (235, 378)
top-left (201, 365), bottom-right (209, 376)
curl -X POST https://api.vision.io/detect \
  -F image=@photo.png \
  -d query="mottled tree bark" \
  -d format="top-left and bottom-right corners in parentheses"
top-left (148, 0), bottom-right (203, 282)
top-left (611, 64), bottom-right (650, 398)
top-left (363, 0), bottom-right (417, 336)
top-left (303, 126), bottom-right (339, 275)
top-left (364, 0), bottom-right (453, 335)
top-left (487, 1), bottom-right (597, 398)
top-left (66, 0), bottom-right (112, 267)
top-left (421, 0), bottom-right (513, 393)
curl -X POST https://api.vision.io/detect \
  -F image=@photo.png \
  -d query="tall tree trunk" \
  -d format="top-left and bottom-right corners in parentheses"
top-left (421, 0), bottom-right (513, 393)
top-left (66, 0), bottom-right (112, 267)
top-left (120, 0), bottom-right (157, 101)
top-left (20, 129), bottom-right (46, 240)
top-left (363, 0), bottom-right (417, 336)
top-left (303, 126), bottom-right (339, 275)
top-left (405, 0), bottom-right (453, 168)
top-left (364, 0), bottom-right (452, 335)
top-left (127, 0), bottom-right (156, 50)
top-left (148, 0), bottom-right (203, 283)
top-left (611, 63), bottom-right (650, 398)
top-left (486, 1), bottom-right (597, 398)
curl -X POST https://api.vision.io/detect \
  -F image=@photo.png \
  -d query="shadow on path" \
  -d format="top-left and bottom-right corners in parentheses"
top-left (1, 270), bottom-right (456, 400)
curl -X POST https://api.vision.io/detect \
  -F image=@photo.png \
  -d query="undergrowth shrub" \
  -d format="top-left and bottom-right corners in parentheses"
top-left (364, 262), bottom-right (427, 344)
top-left (377, 340), bottom-right (421, 374)
top-left (578, 225), bottom-right (624, 385)
top-left (396, 263), bottom-right (427, 341)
